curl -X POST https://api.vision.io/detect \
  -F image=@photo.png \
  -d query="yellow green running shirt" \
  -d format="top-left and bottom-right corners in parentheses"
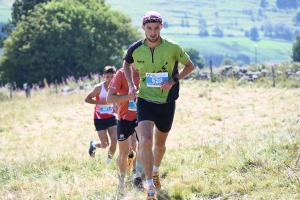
top-left (124, 37), bottom-right (190, 103)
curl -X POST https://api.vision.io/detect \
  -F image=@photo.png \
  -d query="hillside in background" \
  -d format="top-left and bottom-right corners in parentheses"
top-left (1, 0), bottom-right (299, 65)
top-left (0, 0), bottom-right (12, 58)
top-left (0, 0), bottom-right (11, 22)
top-left (105, 0), bottom-right (299, 65)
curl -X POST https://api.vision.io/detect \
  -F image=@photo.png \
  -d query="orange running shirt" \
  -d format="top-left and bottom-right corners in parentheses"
top-left (108, 68), bottom-right (140, 121)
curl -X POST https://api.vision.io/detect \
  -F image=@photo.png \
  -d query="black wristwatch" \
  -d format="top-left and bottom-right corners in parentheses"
top-left (172, 76), bottom-right (179, 83)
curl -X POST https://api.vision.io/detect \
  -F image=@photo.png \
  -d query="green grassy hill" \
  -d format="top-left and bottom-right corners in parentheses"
top-left (0, 0), bottom-right (298, 64)
top-left (105, 0), bottom-right (296, 64)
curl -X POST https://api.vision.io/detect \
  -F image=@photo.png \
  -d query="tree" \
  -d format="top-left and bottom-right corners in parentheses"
top-left (292, 35), bottom-right (300, 62)
top-left (250, 27), bottom-right (259, 41)
top-left (0, 21), bottom-right (14, 48)
top-left (244, 30), bottom-right (250, 37)
top-left (0, 23), bottom-right (9, 47)
top-left (198, 23), bottom-right (209, 37)
top-left (293, 12), bottom-right (300, 26)
top-left (0, 0), bottom-right (140, 87)
top-left (264, 21), bottom-right (273, 36)
top-left (283, 26), bottom-right (293, 41)
top-left (221, 58), bottom-right (235, 66)
top-left (205, 53), bottom-right (225, 67)
top-left (1, 0), bottom-right (51, 45)
top-left (11, 0), bottom-right (50, 26)
top-left (198, 18), bottom-right (207, 28)
top-left (181, 19), bottom-right (185, 27)
top-left (212, 26), bottom-right (224, 37)
top-left (294, 28), bottom-right (300, 37)
top-left (184, 48), bottom-right (205, 69)
top-left (236, 54), bottom-right (250, 64)
top-left (274, 23), bottom-right (285, 37)
top-left (198, 17), bottom-right (208, 36)
top-left (186, 20), bottom-right (190, 27)
top-left (276, 0), bottom-right (298, 9)
top-left (260, 0), bottom-right (268, 8)
top-left (163, 21), bottom-right (169, 28)
top-left (272, 23), bottom-right (293, 40)
top-left (236, 60), bottom-right (246, 66)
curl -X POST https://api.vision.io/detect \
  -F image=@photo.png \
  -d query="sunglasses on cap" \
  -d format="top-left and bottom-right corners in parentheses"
top-left (144, 17), bottom-right (162, 24)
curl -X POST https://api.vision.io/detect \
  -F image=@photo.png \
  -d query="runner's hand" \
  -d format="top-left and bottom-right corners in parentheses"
top-left (160, 80), bottom-right (174, 91)
top-left (128, 84), bottom-right (137, 99)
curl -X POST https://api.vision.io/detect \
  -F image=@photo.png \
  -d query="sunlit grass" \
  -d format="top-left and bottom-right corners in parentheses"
top-left (1, 78), bottom-right (300, 199)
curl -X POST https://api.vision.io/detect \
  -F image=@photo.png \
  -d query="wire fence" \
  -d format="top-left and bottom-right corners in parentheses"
top-left (1, 61), bottom-right (300, 101)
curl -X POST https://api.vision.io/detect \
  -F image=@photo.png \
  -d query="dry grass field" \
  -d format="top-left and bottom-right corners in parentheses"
top-left (1, 80), bottom-right (300, 199)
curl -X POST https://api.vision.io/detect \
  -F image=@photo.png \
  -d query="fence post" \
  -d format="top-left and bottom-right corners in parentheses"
top-left (27, 85), bottom-right (31, 98)
top-left (272, 65), bottom-right (275, 87)
top-left (23, 83), bottom-right (29, 98)
top-left (55, 79), bottom-right (58, 94)
top-left (210, 60), bottom-right (213, 82)
top-left (10, 83), bottom-right (12, 100)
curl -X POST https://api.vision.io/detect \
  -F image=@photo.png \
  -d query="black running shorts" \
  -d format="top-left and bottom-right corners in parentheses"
top-left (136, 98), bottom-right (175, 133)
top-left (94, 116), bottom-right (117, 131)
top-left (117, 119), bottom-right (138, 141)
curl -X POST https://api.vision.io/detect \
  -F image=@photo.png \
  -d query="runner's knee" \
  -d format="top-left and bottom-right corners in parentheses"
top-left (140, 138), bottom-right (152, 149)
top-left (154, 143), bottom-right (166, 151)
top-left (119, 151), bottom-right (128, 159)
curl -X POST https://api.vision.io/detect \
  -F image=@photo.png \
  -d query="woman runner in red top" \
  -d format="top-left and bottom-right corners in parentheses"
top-left (85, 66), bottom-right (117, 164)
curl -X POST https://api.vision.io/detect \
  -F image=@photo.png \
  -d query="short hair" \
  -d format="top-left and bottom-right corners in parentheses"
top-left (103, 66), bottom-right (116, 74)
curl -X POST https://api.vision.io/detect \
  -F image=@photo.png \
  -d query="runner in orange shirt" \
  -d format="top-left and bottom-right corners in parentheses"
top-left (107, 64), bottom-right (143, 189)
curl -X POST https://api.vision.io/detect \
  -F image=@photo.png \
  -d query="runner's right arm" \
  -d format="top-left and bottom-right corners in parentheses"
top-left (107, 69), bottom-right (134, 104)
top-left (107, 90), bottom-right (132, 104)
top-left (123, 60), bottom-right (137, 99)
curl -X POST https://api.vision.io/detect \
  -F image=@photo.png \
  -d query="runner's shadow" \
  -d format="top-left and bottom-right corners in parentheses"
top-left (156, 172), bottom-right (172, 200)
top-left (157, 190), bottom-right (172, 200)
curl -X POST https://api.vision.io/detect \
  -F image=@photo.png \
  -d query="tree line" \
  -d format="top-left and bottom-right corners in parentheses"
top-left (0, 0), bottom-right (140, 87)
top-left (0, 0), bottom-right (209, 88)
top-left (183, 0), bottom-right (300, 41)
top-left (1, 0), bottom-right (300, 88)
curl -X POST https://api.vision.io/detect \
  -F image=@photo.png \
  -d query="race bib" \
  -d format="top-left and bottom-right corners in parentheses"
top-left (128, 100), bottom-right (137, 111)
top-left (146, 72), bottom-right (169, 87)
top-left (99, 105), bottom-right (113, 114)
